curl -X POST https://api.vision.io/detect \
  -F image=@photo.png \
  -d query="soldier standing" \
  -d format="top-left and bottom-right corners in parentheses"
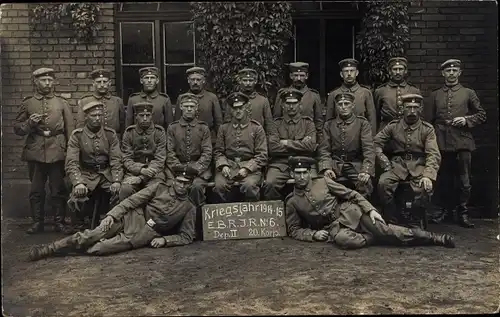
top-left (126, 67), bottom-right (174, 131)
top-left (375, 94), bottom-right (441, 226)
top-left (374, 57), bottom-right (421, 132)
top-left (174, 67), bottom-right (223, 144)
top-left (119, 102), bottom-right (167, 201)
top-left (263, 88), bottom-right (317, 200)
top-left (285, 156), bottom-right (455, 249)
top-left (426, 59), bottom-right (486, 228)
top-left (273, 62), bottom-right (323, 136)
top-left (76, 69), bottom-right (126, 137)
top-left (326, 58), bottom-right (377, 135)
top-left (318, 92), bottom-right (375, 198)
top-left (214, 92), bottom-right (268, 202)
top-left (66, 101), bottom-right (123, 231)
top-left (166, 93), bottom-right (212, 207)
top-left (14, 67), bottom-right (75, 234)
top-left (224, 68), bottom-right (273, 132)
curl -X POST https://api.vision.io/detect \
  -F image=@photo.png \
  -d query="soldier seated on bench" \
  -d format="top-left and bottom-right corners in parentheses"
top-left (285, 156), bottom-right (454, 250)
top-left (28, 166), bottom-right (198, 261)
top-left (213, 92), bottom-right (268, 203)
top-left (317, 92), bottom-right (375, 198)
top-left (263, 88), bottom-right (317, 200)
top-left (65, 101), bottom-right (123, 233)
top-left (375, 94), bottom-right (441, 226)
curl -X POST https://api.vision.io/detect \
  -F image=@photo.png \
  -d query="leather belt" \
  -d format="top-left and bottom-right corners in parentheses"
top-left (392, 152), bottom-right (426, 160)
top-left (35, 129), bottom-right (64, 137)
top-left (81, 162), bottom-right (109, 171)
top-left (333, 152), bottom-right (360, 162)
top-left (134, 156), bottom-right (154, 164)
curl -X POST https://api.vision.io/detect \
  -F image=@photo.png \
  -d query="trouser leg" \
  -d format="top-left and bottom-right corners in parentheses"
top-left (262, 167), bottom-right (289, 200)
top-left (342, 164), bottom-right (373, 198)
top-left (47, 161), bottom-right (67, 229)
top-left (331, 226), bottom-right (374, 250)
top-left (432, 152), bottom-right (457, 223)
top-left (407, 177), bottom-right (432, 229)
top-left (377, 170), bottom-right (401, 224)
top-left (213, 172), bottom-right (232, 203)
top-left (240, 173), bottom-right (262, 201)
top-left (456, 151), bottom-right (474, 228)
top-left (119, 183), bottom-right (140, 202)
top-left (27, 162), bottom-right (48, 233)
top-left (191, 177), bottom-right (208, 241)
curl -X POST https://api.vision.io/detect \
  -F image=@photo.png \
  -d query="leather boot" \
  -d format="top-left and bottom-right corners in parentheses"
top-left (28, 235), bottom-right (76, 261)
top-left (27, 198), bottom-right (45, 234)
top-left (411, 228), bottom-right (456, 248)
top-left (457, 205), bottom-right (474, 228)
top-left (382, 201), bottom-right (400, 225)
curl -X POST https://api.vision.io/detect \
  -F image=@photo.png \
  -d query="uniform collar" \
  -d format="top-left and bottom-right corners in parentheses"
top-left (93, 92), bottom-right (111, 99)
top-left (402, 119), bottom-right (422, 131)
top-left (83, 125), bottom-right (104, 138)
top-left (168, 186), bottom-right (188, 201)
top-left (140, 90), bottom-right (159, 99)
top-left (442, 83), bottom-right (462, 92)
top-left (293, 183), bottom-right (311, 196)
top-left (189, 89), bottom-right (205, 98)
top-left (136, 123), bottom-right (155, 135)
top-left (284, 114), bottom-right (301, 124)
top-left (179, 118), bottom-right (198, 127)
top-left (34, 92), bottom-right (54, 100)
top-left (232, 120), bottom-right (249, 129)
top-left (341, 82), bottom-right (360, 92)
top-left (388, 81), bottom-right (407, 88)
top-left (290, 85), bottom-right (309, 94)
top-left (336, 114), bottom-right (356, 125)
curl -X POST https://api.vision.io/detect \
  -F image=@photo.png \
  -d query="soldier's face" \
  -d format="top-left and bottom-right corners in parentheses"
top-left (136, 112), bottom-right (152, 129)
top-left (292, 168), bottom-right (311, 189)
top-left (290, 71), bottom-right (308, 87)
top-left (86, 109), bottom-right (103, 129)
top-left (188, 74), bottom-right (205, 92)
top-left (181, 103), bottom-right (198, 121)
top-left (93, 77), bottom-right (110, 94)
top-left (140, 75), bottom-right (158, 92)
top-left (403, 103), bottom-right (421, 124)
top-left (35, 75), bottom-right (54, 94)
top-left (173, 178), bottom-right (191, 196)
top-left (231, 105), bottom-right (246, 121)
top-left (285, 100), bottom-right (300, 117)
top-left (442, 66), bottom-right (461, 84)
top-left (340, 66), bottom-right (359, 84)
top-left (389, 65), bottom-right (407, 82)
top-left (239, 77), bottom-right (257, 93)
top-left (336, 100), bottom-right (354, 118)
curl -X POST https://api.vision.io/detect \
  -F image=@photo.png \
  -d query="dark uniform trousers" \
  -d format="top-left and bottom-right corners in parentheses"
top-left (435, 151), bottom-right (471, 212)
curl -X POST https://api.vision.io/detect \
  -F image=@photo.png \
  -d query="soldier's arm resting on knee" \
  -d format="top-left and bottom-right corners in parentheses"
top-left (161, 206), bottom-right (196, 247)
top-left (286, 199), bottom-right (317, 242)
top-left (107, 182), bottom-right (160, 221)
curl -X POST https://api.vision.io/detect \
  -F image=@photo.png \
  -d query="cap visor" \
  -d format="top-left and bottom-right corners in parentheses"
top-left (285, 98), bottom-right (299, 103)
top-left (233, 102), bottom-right (245, 107)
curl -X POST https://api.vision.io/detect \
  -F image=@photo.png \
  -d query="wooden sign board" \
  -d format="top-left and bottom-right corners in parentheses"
top-left (202, 200), bottom-right (287, 241)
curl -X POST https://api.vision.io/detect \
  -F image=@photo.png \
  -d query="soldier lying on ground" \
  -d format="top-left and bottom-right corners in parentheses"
top-left (285, 156), bottom-right (455, 250)
top-left (28, 166), bottom-right (198, 261)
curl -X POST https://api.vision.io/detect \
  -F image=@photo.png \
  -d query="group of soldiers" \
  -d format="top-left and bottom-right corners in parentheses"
top-left (16, 56), bottom-right (486, 261)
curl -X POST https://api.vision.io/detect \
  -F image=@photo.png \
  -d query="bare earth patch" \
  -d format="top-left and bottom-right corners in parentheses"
top-left (2, 217), bottom-right (499, 316)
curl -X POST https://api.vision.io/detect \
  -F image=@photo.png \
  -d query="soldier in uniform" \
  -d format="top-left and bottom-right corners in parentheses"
top-left (375, 94), bottom-right (441, 226)
top-left (374, 57), bottom-right (422, 132)
top-left (214, 92), bottom-right (268, 202)
top-left (76, 69), bottom-right (126, 137)
top-left (425, 59), bottom-right (486, 228)
top-left (28, 166), bottom-right (198, 261)
top-left (126, 67), bottom-right (174, 131)
top-left (263, 88), bottom-right (317, 200)
top-left (66, 101), bottom-right (123, 231)
top-left (326, 58), bottom-right (377, 135)
top-left (318, 92), bottom-right (375, 198)
top-left (273, 62), bottom-right (323, 136)
top-left (166, 93), bottom-right (212, 207)
top-left (14, 67), bottom-right (75, 233)
top-left (119, 102), bottom-right (167, 201)
top-left (285, 156), bottom-right (455, 249)
top-left (224, 68), bottom-right (273, 133)
top-left (174, 67), bottom-right (223, 144)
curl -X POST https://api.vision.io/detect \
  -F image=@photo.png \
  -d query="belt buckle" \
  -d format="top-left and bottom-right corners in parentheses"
top-left (43, 130), bottom-right (51, 137)
top-left (404, 153), bottom-right (412, 160)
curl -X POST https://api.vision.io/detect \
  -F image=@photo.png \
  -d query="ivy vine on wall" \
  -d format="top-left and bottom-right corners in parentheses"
top-left (31, 3), bottom-right (101, 42)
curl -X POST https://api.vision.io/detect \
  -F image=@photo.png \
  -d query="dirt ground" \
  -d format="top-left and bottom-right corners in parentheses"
top-left (1, 217), bottom-right (499, 316)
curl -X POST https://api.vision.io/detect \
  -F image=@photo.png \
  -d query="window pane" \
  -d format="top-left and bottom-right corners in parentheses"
top-left (165, 66), bottom-right (192, 105)
top-left (164, 22), bottom-right (194, 65)
top-left (120, 2), bottom-right (160, 11)
top-left (121, 22), bottom-right (154, 64)
top-left (122, 66), bottom-right (154, 105)
top-left (159, 2), bottom-right (191, 11)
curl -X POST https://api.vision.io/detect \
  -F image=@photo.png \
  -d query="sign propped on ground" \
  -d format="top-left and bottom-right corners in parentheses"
top-left (202, 200), bottom-right (286, 241)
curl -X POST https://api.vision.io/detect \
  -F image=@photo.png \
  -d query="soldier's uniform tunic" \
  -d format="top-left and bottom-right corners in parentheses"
top-left (76, 92), bottom-right (126, 136)
top-left (126, 91), bottom-right (174, 130)
top-left (326, 83), bottom-right (377, 135)
top-left (224, 91), bottom-right (274, 133)
top-left (214, 119), bottom-right (268, 202)
top-left (119, 123), bottom-right (167, 201)
top-left (318, 115), bottom-right (375, 197)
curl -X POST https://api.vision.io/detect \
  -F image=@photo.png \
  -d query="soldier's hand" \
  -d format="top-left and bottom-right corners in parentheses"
top-left (237, 168), bottom-right (249, 178)
top-left (419, 177), bottom-right (433, 192)
top-left (222, 166), bottom-right (231, 178)
top-left (280, 139), bottom-right (289, 147)
top-left (28, 113), bottom-right (43, 126)
top-left (100, 216), bottom-right (114, 232)
top-left (324, 169), bottom-right (336, 180)
top-left (383, 163), bottom-right (393, 172)
top-left (313, 230), bottom-right (329, 241)
top-left (357, 173), bottom-right (370, 184)
top-left (110, 182), bottom-right (121, 194)
top-left (74, 183), bottom-right (88, 197)
top-left (140, 168), bottom-right (156, 178)
top-left (123, 176), bottom-right (142, 185)
top-left (369, 209), bottom-right (386, 225)
top-left (451, 116), bottom-right (466, 127)
top-left (150, 237), bottom-right (166, 248)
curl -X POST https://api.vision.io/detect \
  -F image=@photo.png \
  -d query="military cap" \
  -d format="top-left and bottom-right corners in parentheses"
top-left (227, 92), bottom-right (249, 108)
top-left (338, 58), bottom-right (359, 69)
top-left (289, 62), bottom-right (309, 73)
top-left (280, 88), bottom-right (303, 103)
top-left (334, 92), bottom-right (355, 103)
top-left (238, 68), bottom-right (258, 79)
top-left (90, 69), bottom-right (111, 80)
top-left (133, 102), bottom-right (154, 114)
top-left (186, 66), bottom-right (206, 77)
top-left (401, 94), bottom-right (423, 104)
top-left (178, 92), bottom-right (199, 106)
top-left (172, 165), bottom-right (198, 182)
top-left (82, 100), bottom-right (104, 113)
top-left (440, 59), bottom-right (462, 70)
top-left (387, 57), bottom-right (408, 68)
top-left (289, 156), bottom-right (317, 170)
top-left (33, 67), bottom-right (55, 78)
top-left (139, 67), bottom-right (159, 78)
